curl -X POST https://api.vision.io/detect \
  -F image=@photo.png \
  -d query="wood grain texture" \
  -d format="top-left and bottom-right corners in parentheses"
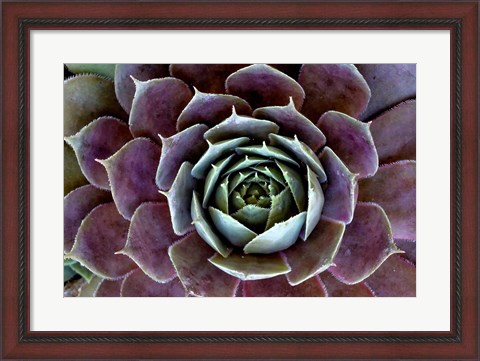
top-left (1, 1), bottom-right (478, 360)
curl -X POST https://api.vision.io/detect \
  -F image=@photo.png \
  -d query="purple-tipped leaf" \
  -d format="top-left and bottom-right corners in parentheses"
top-left (356, 64), bottom-right (416, 121)
top-left (358, 160), bottom-right (416, 239)
top-left (115, 64), bottom-right (170, 113)
top-left (169, 232), bottom-right (240, 297)
top-left (65, 116), bottom-right (133, 189)
top-left (226, 64), bottom-right (305, 110)
top-left (329, 202), bottom-right (401, 285)
top-left (319, 147), bottom-right (358, 224)
top-left (94, 278), bottom-right (123, 297)
top-left (370, 100), bottom-right (416, 164)
top-left (320, 271), bottom-right (374, 297)
top-left (170, 64), bottom-right (247, 93)
top-left (285, 216), bottom-right (345, 286)
top-left (243, 275), bottom-right (327, 297)
top-left (395, 239), bottom-right (416, 265)
top-left (299, 64), bottom-right (371, 122)
top-left (64, 184), bottom-right (112, 253)
top-left (119, 203), bottom-right (179, 283)
top-left (64, 142), bottom-right (88, 196)
top-left (99, 138), bottom-right (163, 220)
top-left (67, 203), bottom-right (136, 279)
top-left (364, 255), bottom-right (416, 296)
top-left (129, 77), bottom-right (193, 141)
top-left (317, 111), bottom-right (378, 178)
top-left (177, 89), bottom-right (252, 132)
top-left (121, 269), bottom-right (186, 297)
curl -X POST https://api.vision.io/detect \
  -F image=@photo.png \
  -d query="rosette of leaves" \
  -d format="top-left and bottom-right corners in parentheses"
top-left (64, 64), bottom-right (416, 297)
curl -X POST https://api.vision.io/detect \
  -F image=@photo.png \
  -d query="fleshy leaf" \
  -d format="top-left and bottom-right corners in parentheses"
top-left (64, 142), bottom-right (88, 196)
top-left (69, 261), bottom-right (94, 283)
top-left (99, 138), bottom-right (163, 220)
top-left (228, 170), bottom-right (254, 195)
top-left (275, 160), bottom-right (306, 212)
top-left (358, 161), bottom-right (416, 239)
top-left (329, 202), bottom-right (402, 285)
top-left (65, 116), bottom-right (133, 189)
top-left (203, 155), bottom-right (234, 208)
top-left (266, 187), bottom-right (293, 230)
top-left (243, 275), bottom-right (327, 297)
top-left (356, 64), bottom-right (416, 121)
top-left (64, 74), bottom-right (126, 136)
top-left (231, 205), bottom-right (270, 231)
top-left (66, 64), bottom-right (115, 79)
top-left (64, 265), bottom-right (77, 282)
top-left (66, 203), bottom-right (136, 279)
top-left (129, 77), bottom-right (193, 140)
top-left (268, 134), bottom-right (326, 182)
top-left (156, 123), bottom-right (208, 190)
top-left (121, 269), bottom-right (186, 297)
top-left (319, 147), bottom-right (357, 224)
top-left (94, 278), bottom-right (123, 297)
top-left (209, 253), bottom-right (291, 281)
top-left (214, 176), bottom-right (229, 213)
top-left (370, 100), bottom-right (416, 164)
top-left (209, 207), bottom-right (258, 247)
top-left (317, 111), bottom-right (378, 178)
top-left (236, 142), bottom-right (299, 167)
top-left (285, 216), bottom-right (345, 286)
top-left (78, 276), bottom-right (103, 297)
top-left (364, 255), bottom-right (416, 296)
top-left (170, 64), bottom-right (246, 93)
top-left (161, 162), bottom-right (196, 236)
top-left (243, 212), bottom-right (306, 254)
top-left (191, 191), bottom-right (232, 257)
top-left (204, 107), bottom-right (279, 143)
top-left (177, 89), bottom-right (252, 131)
top-left (191, 137), bottom-right (249, 179)
top-left (226, 156), bottom-right (273, 176)
top-left (298, 64), bottom-right (371, 121)
top-left (253, 98), bottom-right (326, 152)
top-left (226, 64), bottom-right (305, 110)
top-left (395, 239), bottom-right (416, 264)
top-left (114, 64), bottom-right (170, 113)
top-left (301, 166), bottom-right (325, 240)
top-left (119, 203), bottom-right (178, 283)
top-left (169, 232), bottom-right (240, 296)
top-left (320, 271), bottom-right (374, 297)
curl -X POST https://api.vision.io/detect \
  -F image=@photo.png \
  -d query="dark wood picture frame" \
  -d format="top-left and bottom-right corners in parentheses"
top-left (1, 1), bottom-right (478, 360)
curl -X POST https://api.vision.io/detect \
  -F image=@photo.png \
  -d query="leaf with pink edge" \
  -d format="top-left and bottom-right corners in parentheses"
top-left (129, 77), bottom-right (193, 141)
top-left (299, 64), bottom-right (371, 122)
top-left (64, 142), bottom-right (88, 196)
top-left (64, 74), bottom-right (126, 136)
top-left (177, 89), bottom-right (252, 131)
top-left (121, 270), bottom-right (186, 297)
top-left (320, 271), bottom-right (374, 297)
top-left (253, 98), bottom-right (326, 152)
top-left (94, 278), bottom-right (123, 297)
top-left (65, 116), bottom-right (133, 189)
top-left (170, 64), bottom-right (247, 93)
top-left (319, 147), bottom-right (357, 224)
top-left (156, 124), bottom-right (208, 190)
top-left (356, 64), bottom-right (416, 121)
top-left (98, 138), bottom-right (163, 220)
top-left (115, 64), bottom-right (170, 113)
top-left (317, 111), bottom-right (378, 178)
top-left (209, 252), bottom-right (291, 281)
top-left (329, 202), bottom-right (402, 285)
top-left (243, 275), bottom-right (327, 297)
top-left (370, 100), bottom-right (416, 164)
top-left (118, 203), bottom-right (179, 283)
top-left (226, 64), bottom-right (305, 110)
top-left (66, 203), bottom-right (136, 279)
top-left (364, 255), bottom-right (416, 296)
top-left (169, 232), bottom-right (240, 297)
top-left (358, 161), bottom-right (416, 239)
top-left (285, 216), bottom-right (345, 286)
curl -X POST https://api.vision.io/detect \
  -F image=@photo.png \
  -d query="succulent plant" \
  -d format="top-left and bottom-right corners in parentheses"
top-left (64, 64), bottom-right (416, 297)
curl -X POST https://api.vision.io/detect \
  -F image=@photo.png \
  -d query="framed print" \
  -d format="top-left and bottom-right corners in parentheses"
top-left (1, 1), bottom-right (478, 360)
